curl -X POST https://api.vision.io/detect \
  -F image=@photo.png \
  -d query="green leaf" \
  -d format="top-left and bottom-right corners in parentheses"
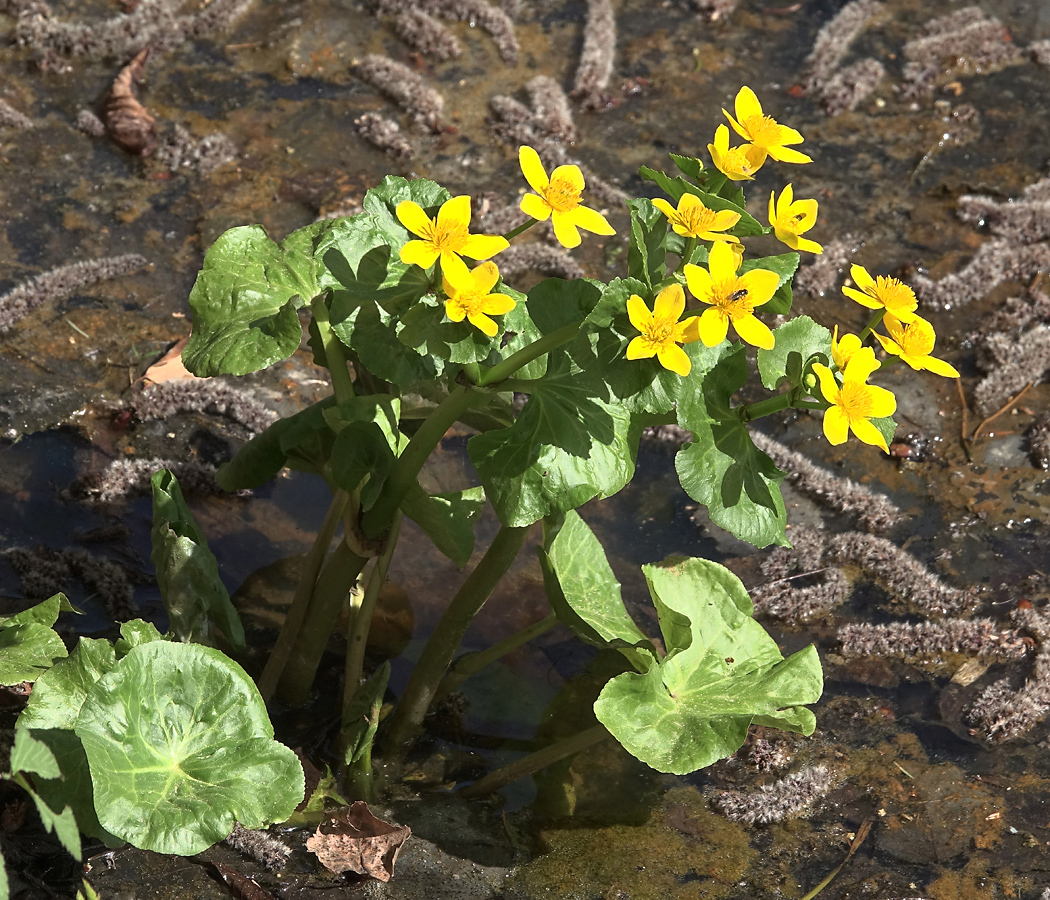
top-left (397, 294), bottom-right (501, 365)
top-left (151, 470), bottom-right (244, 650)
top-left (114, 620), bottom-right (166, 657)
top-left (0, 851), bottom-right (7, 900)
top-left (183, 226), bottom-right (320, 377)
top-left (668, 153), bottom-right (704, 182)
top-left (18, 638), bottom-right (117, 731)
top-left (756, 315), bottom-right (832, 391)
top-left (675, 343), bottom-right (789, 548)
top-left (870, 416), bottom-right (897, 447)
top-left (361, 175), bottom-right (452, 247)
top-left (0, 593), bottom-right (75, 629)
top-left (0, 623), bottom-right (68, 685)
top-left (75, 641), bottom-right (304, 855)
top-left (742, 252), bottom-right (799, 317)
top-left (400, 485), bottom-right (485, 568)
top-left (594, 557), bottom-right (823, 774)
top-left (329, 422), bottom-right (396, 508)
top-left (627, 198), bottom-right (667, 290)
top-left (215, 396), bottom-right (338, 490)
top-left (341, 661), bottom-right (389, 766)
top-left (538, 511), bottom-right (655, 672)
top-left (637, 167), bottom-right (765, 237)
top-left (10, 724), bottom-right (60, 778)
top-left (321, 237), bottom-right (430, 314)
top-left (496, 284), bottom-right (546, 379)
top-left (526, 277), bottom-right (604, 335)
top-left (18, 775), bottom-right (81, 860)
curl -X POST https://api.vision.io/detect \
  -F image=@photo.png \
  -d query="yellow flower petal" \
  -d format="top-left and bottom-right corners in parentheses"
top-left (467, 311), bottom-right (498, 337)
top-left (626, 335), bottom-right (656, 360)
top-left (707, 239), bottom-right (738, 282)
top-left (444, 299), bottom-right (467, 323)
top-left (437, 195), bottom-right (472, 231)
top-left (872, 331), bottom-right (903, 358)
top-left (657, 342), bottom-right (691, 376)
top-left (866, 385), bottom-right (897, 418)
top-left (626, 294), bottom-right (653, 332)
top-left (519, 145), bottom-right (549, 192)
top-left (737, 269), bottom-right (780, 307)
top-left (842, 285), bottom-right (882, 309)
top-left (396, 201), bottom-right (434, 238)
top-left (569, 204), bottom-right (615, 236)
top-left (849, 417), bottom-right (889, 452)
top-left (520, 192), bottom-right (552, 221)
top-left (922, 356), bottom-right (961, 378)
top-left (684, 263), bottom-right (713, 302)
top-left (732, 313), bottom-right (775, 350)
top-left (481, 293), bottom-right (516, 316)
top-left (471, 260), bottom-right (501, 294)
top-left (843, 346), bottom-right (880, 383)
top-left (697, 307), bottom-right (729, 346)
top-left (795, 236), bottom-right (824, 254)
top-left (551, 211), bottom-right (582, 248)
top-left (735, 86), bottom-right (762, 123)
top-left (812, 363), bottom-right (840, 404)
top-left (549, 164), bottom-right (585, 194)
top-left (767, 145), bottom-right (813, 164)
top-left (850, 264), bottom-right (874, 292)
top-left (651, 197), bottom-right (676, 219)
top-left (823, 406), bottom-right (850, 445)
top-left (400, 240), bottom-right (440, 269)
top-left (653, 283), bottom-right (685, 321)
top-left (460, 233), bottom-right (509, 261)
top-left (441, 253), bottom-right (473, 292)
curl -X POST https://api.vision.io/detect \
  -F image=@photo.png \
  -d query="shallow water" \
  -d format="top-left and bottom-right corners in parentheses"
top-left (4, 0), bottom-right (1050, 897)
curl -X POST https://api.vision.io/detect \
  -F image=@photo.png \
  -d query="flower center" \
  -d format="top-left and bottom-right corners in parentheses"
top-left (897, 323), bottom-right (934, 357)
top-left (645, 320), bottom-right (675, 345)
top-left (742, 114), bottom-right (781, 147)
top-left (451, 288), bottom-right (485, 316)
top-left (838, 382), bottom-right (875, 420)
top-left (713, 281), bottom-right (751, 317)
top-left (680, 206), bottom-right (718, 235)
top-left (871, 277), bottom-right (916, 312)
top-left (430, 221), bottom-right (469, 252)
top-left (542, 176), bottom-right (582, 213)
top-left (721, 147), bottom-right (759, 177)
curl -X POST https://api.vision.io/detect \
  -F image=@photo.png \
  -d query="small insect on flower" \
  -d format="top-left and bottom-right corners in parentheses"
top-left (708, 124), bottom-right (767, 182)
top-left (396, 195), bottom-right (509, 270)
top-left (625, 283), bottom-right (701, 376)
top-left (441, 255), bottom-right (515, 337)
top-left (768, 184), bottom-right (823, 254)
top-left (684, 240), bottom-right (780, 350)
top-left (651, 192), bottom-right (741, 242)
top-left (842, 264), bottom-right (919, 323)
top-left (873, 314), bottom-right (960, 377)
top-left (518, 145), bottom-right (616, 249)
top-left (723, 86), bottom-right (812, 164)
top-left (812, 347), bottom-right (897, 452)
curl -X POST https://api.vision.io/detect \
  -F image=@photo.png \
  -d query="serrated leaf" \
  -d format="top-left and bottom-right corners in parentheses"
top-left (341, 661), bottom-right (389, 766)
top-left (627, 198), bottom-right (667, 290)
top-left (742, 252), bottom-right (799, 317)
top-left (638, 167), bottom-right (765, 237)
top-left (757, 316), bottom-right (832, 391)
top-left (675, 343), bottom-right (789, 548)
top-left (321, 239), bottom-right (430, 315)
top-left (668, 153), bottom-right (704, 182)
top-left (10, 725), bottom-right (60, 778)
top-left (151, 470), bottom-right (244, 650)
top-left (400, 485), bottom-right (485, 568)
top-left (0, 623), bottom-right (68, 685)
top-left (538, 511), bottom-right (655, 672)
top-left (495, 283), bottom-right (545, 379)
top-left (594, 557), bottom-right (823, 774)
top-left (0, 594), bottom-right (76, 629)
top-left (361, 175), bottom-right (452, 247)
top-left (76, 641), bottom-right (303, 855)
top-left (115, 620), bottom-right (166, 657)
top-left (183, 226), bottom-right (319, 377)
top-left (397, 295), bottom-right (501, 365)
top-left (18, 638), bottom-right (117, 731)
top-left (870, 416), bottom-right (897, 447)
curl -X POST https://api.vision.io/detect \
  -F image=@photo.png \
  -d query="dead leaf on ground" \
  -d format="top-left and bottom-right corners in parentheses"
top-left (105, 46), bottom-right (157, 154)
top-left (305, 801), bottom-right (411, 881)
top-left (140, 336), bottom-right (198, 386)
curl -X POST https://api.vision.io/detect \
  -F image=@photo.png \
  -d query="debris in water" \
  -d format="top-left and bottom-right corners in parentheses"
top-left (973, 325), bottom-right (1050, 416)
top-left (1027, 416), bottom-right (1050, 469)
top-left (103, 46), bottom-right (157, 155)
top-left (800, 0), bottom-right (883, 96)
top-left (306, 802), bottom-right (411, 881)
top-left (355, 54), bottom-right (444, 132)
top-left (713, 765), bottom-right (833, 824)
top-left (818, 58), bottom-right (885, 116)
top-left (572, 0), bottom-right (616, 110)
top-left (76, 457), bottom-right (225, 503)
top-left (839, 620), bottom-right (1028, 660)
top-left (74, 108), bottom-right (106, 136)
top-left (224, 824), bottom-right (292, 872)
top-left (794, 233), bottom-right (860, 297)
top-left (0, 254), bottom-right (148, 336)
top-left (4, 546), bottom-right (136, 620)
top-left (0, 99), bottom-right (33, 130)
top-left (355, 112), bottom-right (414, 161)
top-left (391, 9), bottom-right (461, 62)
top-left (751, 525), bottom-right (849, 622)
top-left (526, 75), bottom-right (577, 144)
top-left (154, 125), bottom-right (238, 175)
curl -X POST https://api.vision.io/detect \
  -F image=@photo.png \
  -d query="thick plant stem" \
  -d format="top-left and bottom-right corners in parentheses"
top-left (276, 539), bottom-right (370, 706)
top-left (436, 613), bottom-right (559, 700)
top-left (360, 385), bottom-right (480, 539)
top-left (478, 323), bottom-right (579, 386)
top-left (738, 392), bottom-right (794, 422)
top-left (459, 724), bottom-right (610, 797)
top-left (343, 513), bottom-right (402, 707)
top-left (678, 236), bottom-right (697, 270)
top-left (383, 524), bottom-right (530, 750)
top-left (258, 490), bottom-right (349, 701)
top-left (310, 295), bottom-right (355, 405)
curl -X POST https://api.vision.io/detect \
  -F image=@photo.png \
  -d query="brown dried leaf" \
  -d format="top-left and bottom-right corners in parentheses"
top-left (141, 336), bottom-right (198, 385)
top-left (211, 862), bottom-right (277, 900)
top-left (105, 46), bottom-right (157, 155)
top-left (305, 801), bottom-right (411, 881)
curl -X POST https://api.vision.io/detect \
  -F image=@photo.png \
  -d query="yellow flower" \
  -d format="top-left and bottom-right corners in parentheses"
top-left (651, 193), bottom-right (741, 242)
top-left (842, 264), bottom-right (918, 323)
top-left (873, 314), bottom-right (960, 378)
top-left (768, 184), bottom-right (823, 254)
top-left (831, 325), bottom-right (863, 370)
top-left (812, 348), bottom-right (897, 452)
top-left (707, 124), bottom-right (767, 182)
top-left (625, 283), bottom-right (700, 377)
top-left (518, 146), bottom-right (616, 249)
top-left (684, 240), bottom-right (780, 350)
top-left (441, 255), bottom-right (515, 338)
top-left (723, 86), bottom-right (812, 164)
top-left (396, 195), bottom-right (509, 269)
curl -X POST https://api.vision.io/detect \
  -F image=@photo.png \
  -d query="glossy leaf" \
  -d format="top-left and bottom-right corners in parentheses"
top-left (870, 416), bottom-right (898, 448)
top-left (538, 510), bottom-right (655, 672)
top-left (594, 558), bottom-right (823, 774)
top-left (526, 277), bottom-right (604, 335)
top-left (757, 315), bottom-right (832, 391)
top-left (742, 252), bottom-right (799, 317)
top-left (183, 226), bottom-right (320, 376)
top-left (361, 175), bottom-right (452, 248)
top-left (341, 661), bottom-right (390, 766)
top-left (151, 470), bottom-right (244, 650)
top-left (399, 485), bottom-right (485, 568)
top-left (0, 595), bottom-right (74, 686)
top-left (19, 638), bottom-right (116, 731)
top-left (627, 198), bottom-right (667, 290)
top-left (675, 343), bottom-right (789, 548)
top-left (9, 729), bottom-right (81, 859)
top-left (76, 641), bottom-right (303, 855)
top-left (638, 166), bottom-right (765, 237)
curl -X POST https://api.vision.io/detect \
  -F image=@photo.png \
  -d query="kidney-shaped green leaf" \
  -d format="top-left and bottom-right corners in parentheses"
top-left (594, 558), bottom-right (823, 774)
top-left (75, 642), bottom-right (304, 855)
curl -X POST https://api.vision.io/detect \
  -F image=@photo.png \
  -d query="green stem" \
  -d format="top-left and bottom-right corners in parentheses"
top-left (503, 218), bottom-right (538, 241)
top-left (360, 384), bottom-right (480, 539)
top-left (276, 539), bottom-right (370, 706)
top-left (343, 513), bottom-right (402, 706)
top-left (310, 295), bottom-right (355, 405)
top-left (677, 236), bottom-right (696, 271)
top-left (478, 322), bottom-right (579, 386)
top-left (459, 724), bottom-right (610, 797)
top-left (383, 524), bottom-right (531, 749)
top-left (258, 490), bottom-right (349, 702)
top-left (737, 392), bottom-right (794, 423)
top-left (436, 613), bottom-right (559, 700)
top-left (858, 309), bottom-right (886, 341)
